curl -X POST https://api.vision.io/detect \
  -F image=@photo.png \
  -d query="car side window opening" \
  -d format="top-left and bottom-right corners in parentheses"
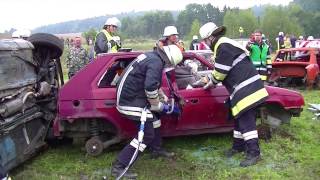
top-left (98, 58), bottom-right (134, 88)
top-left (174, 57), bottom-right (207, 90)
top-left (294, 50), bottom-right (310, 62)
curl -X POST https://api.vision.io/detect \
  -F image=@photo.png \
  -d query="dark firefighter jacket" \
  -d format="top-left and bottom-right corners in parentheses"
top-left (210, 37), bottom-right (269, 118)
top-left (189, 39), bottom-right (200, 50)
top-left (116, 50), bottom-right (166, 121)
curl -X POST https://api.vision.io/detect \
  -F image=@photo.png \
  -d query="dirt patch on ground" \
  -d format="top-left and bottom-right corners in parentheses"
top-left (275, 129), bottom-right (297, 141)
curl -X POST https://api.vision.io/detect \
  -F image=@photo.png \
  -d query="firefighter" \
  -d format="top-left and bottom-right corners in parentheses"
top-left (94, 17), bottom-right (121, 55)
top-left (276, 32), bottom-right (285, 50)
top-left (162, 26), bottom-right (179, 45)
top-left (246, 30), bottom-right (272, 81)
top-left (178, 40), bottom-right (185, 51)
top-left (159, 26), bottom-right (184, 51)
top-left (198, 22), bottom-right (269, 167)
top-left (111, 43), bottom-right (183, 178)
top-left (189, 35), bottom-right (200, 50)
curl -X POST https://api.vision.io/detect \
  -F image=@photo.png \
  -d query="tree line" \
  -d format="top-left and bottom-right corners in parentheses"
top-left (82, 0), bottom-right (320, 49)
top-left (3, 0), bottom-right (317, 48)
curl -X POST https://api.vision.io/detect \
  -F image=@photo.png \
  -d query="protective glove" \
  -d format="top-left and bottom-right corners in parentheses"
top-left (267, 68), bottom-right (272, 75)
top-left (205, 74), bottom-right (218, 89)
top-left (112, 36), bottom-right (121, 48)
top-left (193, 75), bottom-right (216, 90)
top-left (192, 79), bottom-right (206, 87)
top-left (109, 40), bottom-right (117, 47)
top-left (162, 103), bottom-right (181, 115)
top-left (246, 41), bottom-right (254, 49)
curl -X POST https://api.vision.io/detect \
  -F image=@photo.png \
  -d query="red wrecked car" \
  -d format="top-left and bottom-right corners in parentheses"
top-left (270, 47), bottom-right (320, 88)
top-left (53, 51), bottom-right (304, 156)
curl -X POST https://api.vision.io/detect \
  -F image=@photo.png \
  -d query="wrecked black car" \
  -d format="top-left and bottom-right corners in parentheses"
top-left (0, 33), bottom-right (64, 173)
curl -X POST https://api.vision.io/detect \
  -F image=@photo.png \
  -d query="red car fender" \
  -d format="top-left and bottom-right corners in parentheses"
top-left (306, 63), bottom-right (319, 85)
top-left (265, 86), bottom-right (305, 110)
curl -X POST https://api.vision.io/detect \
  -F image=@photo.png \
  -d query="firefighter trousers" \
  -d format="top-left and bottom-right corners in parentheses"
top-left (232, 108), bottom-right (260, 156)
top-left (116, 119), bottom-right (162, 166)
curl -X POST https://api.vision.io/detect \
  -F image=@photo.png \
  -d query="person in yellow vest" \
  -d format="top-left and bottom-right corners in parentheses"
top-left (94, 17), bottom-right (121, 55)
top-left (197, 22), bottom-right (269, 167)
top-left (246, 30), bottom-right (272, 81)
top-left (284, 34), bottom-right (292, 49)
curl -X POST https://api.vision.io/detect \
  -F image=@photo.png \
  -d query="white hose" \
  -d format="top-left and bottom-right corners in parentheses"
top-left (116, 108), bottom-right (147, 180)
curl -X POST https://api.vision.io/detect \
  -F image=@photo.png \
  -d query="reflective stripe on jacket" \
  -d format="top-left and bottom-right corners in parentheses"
top-left (102, 30), bottom-right (118, 53)
top-left (116, 52), bottom-right (164, 121)
top-left (211, 36), bottom-right (269, 118)
top-left (249, 42), bottom-right (271, 81)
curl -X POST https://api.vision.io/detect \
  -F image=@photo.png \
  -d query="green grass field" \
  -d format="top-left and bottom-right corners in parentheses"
top-left (11, 89), bottom-right (320, 179)
top-left (11, 41), bottom-right (320, 180)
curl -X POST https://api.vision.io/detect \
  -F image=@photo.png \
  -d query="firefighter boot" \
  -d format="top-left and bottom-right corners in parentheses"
top-left (150, 148), bottom-right (175, 159)
top-left (111, 160), bottom-right (138, 179)
top-left (240, 154), bottom-right (261, 167)
top-left (240, 139), bottom-right (261, 167)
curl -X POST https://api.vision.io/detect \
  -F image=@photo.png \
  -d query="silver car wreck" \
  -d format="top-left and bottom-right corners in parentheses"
top-left (0, 33), bottom-right (64, 173)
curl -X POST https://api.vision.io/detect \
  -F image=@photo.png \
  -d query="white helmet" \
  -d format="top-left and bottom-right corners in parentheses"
top-left (192, 35), bottom-right (198, 40)
top-left (20, 29), bottom-right (31, 38)
top-left (163, 26), bottom-right (178, 37)
top-left (298, 35), bottom-right (304, 40)
top-left (105, 17), bottom-right (121, 27)
top-left (307, 36), bottom-right (314, 40)
top-left (11, 30), bottom-right (20, 38)
top-left (199, 22), bottom-right (225, 39)
top-left (11, 29), bottom-right (31, 39)
top-left (279, 32), bottom-right (284, 36)
top-left (163, 45), bottom-right (183, 66)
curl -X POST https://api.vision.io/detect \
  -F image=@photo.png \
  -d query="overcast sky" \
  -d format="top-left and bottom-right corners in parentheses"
top-left (1, 0), bottom-right (293, 33)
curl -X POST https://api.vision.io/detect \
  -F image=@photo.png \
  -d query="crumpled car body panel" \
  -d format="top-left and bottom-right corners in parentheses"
top-left (0, 35), bottom-right (63, 173)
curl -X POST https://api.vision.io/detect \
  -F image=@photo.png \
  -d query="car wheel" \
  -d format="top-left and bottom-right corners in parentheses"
top-left (28, 33), bottom-right (64, 59)
top-left (85, 137), bottom-right (104, 156)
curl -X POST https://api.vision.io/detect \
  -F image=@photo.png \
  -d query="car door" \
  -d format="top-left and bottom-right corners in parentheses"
top-left (170, 55), bottom-right (231, 130)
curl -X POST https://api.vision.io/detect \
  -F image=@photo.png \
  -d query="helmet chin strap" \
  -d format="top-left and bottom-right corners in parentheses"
top-left (155, 43), bottom-right (171, 66)
top-left (209, 35), bottom-right (222, 50)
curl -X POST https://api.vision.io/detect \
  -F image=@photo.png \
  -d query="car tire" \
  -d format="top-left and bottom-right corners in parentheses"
top-left (85, 137), bottom-right (104, 156)
top-left (28, 33), bottom-right (64, 59)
